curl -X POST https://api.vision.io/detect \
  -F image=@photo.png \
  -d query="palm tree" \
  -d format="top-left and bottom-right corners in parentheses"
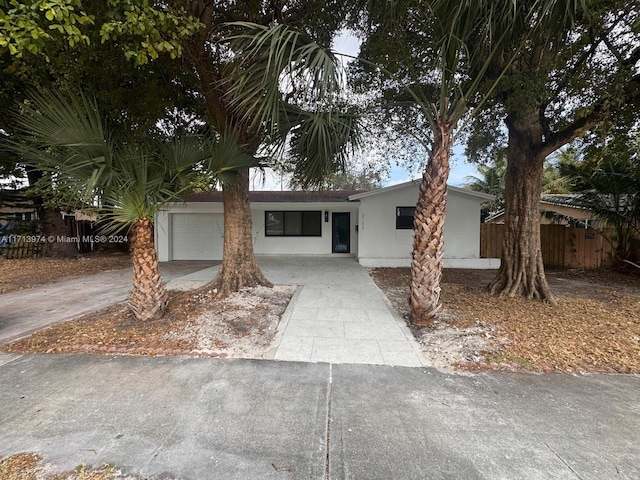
top-left (385, 0), bottom-right (520, 324)
top-left (12, 91), bottom-right (253, 321)
top-left (465, 153), bottom-right (507, 220)
top-left (558, 140), bottom-right (640, 268)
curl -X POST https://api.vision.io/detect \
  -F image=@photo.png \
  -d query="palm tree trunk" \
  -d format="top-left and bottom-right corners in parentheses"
top-left (410, 123), bottom-right (453, 325)
top-left (208, 168), bottom-right (273, 296)
top-left (128, 217), bottom-right (168, 321)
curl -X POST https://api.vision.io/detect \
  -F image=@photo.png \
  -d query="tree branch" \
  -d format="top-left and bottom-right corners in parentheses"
top-left (541, 71), bottom-right (640, 157)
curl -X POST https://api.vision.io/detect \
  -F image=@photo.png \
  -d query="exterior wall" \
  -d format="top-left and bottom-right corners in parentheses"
top-left (356, 184), bottom-right (491, 268)
top-left (156, 201), bottom-right (358, 261)
top-left (250, 203), bottom-right (359, 257)
top-left (156, 184), bottom-right (494, 268)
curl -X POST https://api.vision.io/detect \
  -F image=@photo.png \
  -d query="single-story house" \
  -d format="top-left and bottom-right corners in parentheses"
top-left (155, 180), bottom-right (500, 268)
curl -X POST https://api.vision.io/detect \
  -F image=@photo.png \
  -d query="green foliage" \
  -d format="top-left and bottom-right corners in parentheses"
top-left (0, 0), bottom-right (93, 59)
top-left (0, 0), bottom-right (202, 65)
top-left (559, 135), bottom-right (640, 263)
top-left (225, 21), bottom-right (362, 187)
top-left (467, 0), bottom-right (639, 161)
top-left (464, 152), bottom-right (506, 219)
top-left (9, 90), bottom-right (254, 233)
top-left (99, 0), bottom-right (202, 64)
top-left (349, 0), bottom-right (542, 163)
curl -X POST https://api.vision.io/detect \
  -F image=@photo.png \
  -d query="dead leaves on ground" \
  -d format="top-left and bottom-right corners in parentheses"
top-left (0, 453), bottom-right (117, 480)
top-left (370, 268), bottom-right (640, 374)
top-left (0, 253), bottom-right (131, 294)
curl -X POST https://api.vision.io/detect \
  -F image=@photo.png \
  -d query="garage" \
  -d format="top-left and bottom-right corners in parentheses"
top-left (171, 213), bottom-right (224, 260)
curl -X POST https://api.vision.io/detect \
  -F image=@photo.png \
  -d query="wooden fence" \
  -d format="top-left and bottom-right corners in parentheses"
top-left (481, 223), bottom-right (614, 269)
top-left (4, 235), bottom-right (42, 259)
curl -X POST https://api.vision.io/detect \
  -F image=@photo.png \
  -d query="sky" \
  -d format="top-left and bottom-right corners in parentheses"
top-left (250, 30), bottom-right (480, 191)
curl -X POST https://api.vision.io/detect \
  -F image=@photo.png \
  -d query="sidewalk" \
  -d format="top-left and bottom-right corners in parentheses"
top-left (0, 354), bottom-right (638, 480)
top-left (167, 256), bottom-right (426, 367)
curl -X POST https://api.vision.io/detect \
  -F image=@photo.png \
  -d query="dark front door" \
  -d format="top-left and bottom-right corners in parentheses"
top-left (332, 212), bottom-right (350, 253)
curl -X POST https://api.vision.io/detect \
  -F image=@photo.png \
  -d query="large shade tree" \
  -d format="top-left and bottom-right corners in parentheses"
top-left (464, 0), bottom-right (640, 302)
top-left (1, 1), bottom-right (361, 289)
top-left (12, 91), bottom-right (252, 320)
top-left (154, 4), bottom-right (360, 296)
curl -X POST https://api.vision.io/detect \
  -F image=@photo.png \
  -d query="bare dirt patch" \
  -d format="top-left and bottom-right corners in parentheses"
top-left (0, 252), bottom-right (131, 294)
top-left (369, 267), bottom-right (640, 374)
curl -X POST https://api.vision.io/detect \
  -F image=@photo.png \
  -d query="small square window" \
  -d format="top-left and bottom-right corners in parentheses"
top-left (396, 206), bottom-right (415, 229)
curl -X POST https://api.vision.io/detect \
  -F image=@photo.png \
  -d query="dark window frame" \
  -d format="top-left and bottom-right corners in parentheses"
top-left (265, 210), bottom-right (322, 237)
top-left (396, 206), bottom-right (415, 230)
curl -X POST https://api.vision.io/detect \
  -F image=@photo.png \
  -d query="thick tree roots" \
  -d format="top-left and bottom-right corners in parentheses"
top-left (206, 261), bottom-right (273, 298)
top-left (488, 254), bottom-right (557, 304)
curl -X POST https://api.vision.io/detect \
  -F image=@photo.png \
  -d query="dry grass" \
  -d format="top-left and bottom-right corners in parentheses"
top-left (0, 453), bottom-right (118, 480)
top-left (369, 268), bottom-right (640, 373)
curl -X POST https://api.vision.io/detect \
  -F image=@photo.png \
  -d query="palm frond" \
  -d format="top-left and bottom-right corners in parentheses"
top-left (11, 90), bottom-right (114, 200)
top-left (206, 135), bottom-right (259, 186)
top-left (288, 108), bottom-right (362, 188)
top-left (224, 22), bottom-right (341, 135)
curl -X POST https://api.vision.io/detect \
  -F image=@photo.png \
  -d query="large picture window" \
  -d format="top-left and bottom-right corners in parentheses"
top-left (396, 206), bottom-right (415, 229)
top-left (265, 211), bottom-right (322, 236)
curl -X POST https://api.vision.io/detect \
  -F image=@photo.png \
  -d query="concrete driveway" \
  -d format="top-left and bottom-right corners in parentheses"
top-left (0, 354), bottom-right (638, 479)
top-left (0, 261), bottom-right (218, 344)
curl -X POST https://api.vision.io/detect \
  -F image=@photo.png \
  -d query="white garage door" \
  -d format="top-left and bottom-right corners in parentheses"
top-left (171, 213), bottom-right (224, 260)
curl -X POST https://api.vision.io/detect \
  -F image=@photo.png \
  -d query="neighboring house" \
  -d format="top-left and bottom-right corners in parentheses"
top-left (155, 180), bottom-right (499, 268)
top-left (486, 194), bottom-right (604, 228)
top-left (0, 188), bottom-right (38, 226)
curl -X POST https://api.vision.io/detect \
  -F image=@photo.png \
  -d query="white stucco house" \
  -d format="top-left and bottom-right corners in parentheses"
top-left (155, 180), bottom-right (500, 268)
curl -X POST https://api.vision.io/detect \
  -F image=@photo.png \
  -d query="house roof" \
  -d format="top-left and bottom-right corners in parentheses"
top-left (181, 190), bottom-right (365, 203)
top-left (485, 194), bottom-right (593, 223)
top-left (348, 180), bottom-right (495, 202)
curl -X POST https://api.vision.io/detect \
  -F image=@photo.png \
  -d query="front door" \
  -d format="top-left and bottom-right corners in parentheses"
top-left (332, 212), bottom-right (350, 253)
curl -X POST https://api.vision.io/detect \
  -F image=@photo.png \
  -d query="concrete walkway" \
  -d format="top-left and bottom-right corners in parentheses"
top-left (167, 256), bottom-right (426, 367)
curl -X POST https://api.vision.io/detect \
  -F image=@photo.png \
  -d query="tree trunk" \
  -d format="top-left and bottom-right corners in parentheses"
top-left (41, 208), bottom-right (80, 258)
top-left (207, 169), bottom-right (272, 296)
top-left (410, 124), bottom-right (453, 326)
top-left (128, 217), bottom-right (168, 321)
top-left (488, 112), bottom-right (556, 303)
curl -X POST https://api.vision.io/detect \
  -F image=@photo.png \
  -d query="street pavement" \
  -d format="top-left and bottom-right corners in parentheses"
top-left (0, 353), bottom-right (638, 479)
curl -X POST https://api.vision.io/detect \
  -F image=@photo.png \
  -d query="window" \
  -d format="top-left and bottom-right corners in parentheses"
top-left (396, 206), bottom-right (415, 229)
top-left (265, 211), bottom-right (322, 236)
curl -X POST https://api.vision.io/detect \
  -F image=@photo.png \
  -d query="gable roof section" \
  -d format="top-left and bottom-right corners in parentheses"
top-left (181, 190), bottom-right (365, 203)
top-left (348, 180), bottom-right (495, 202)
